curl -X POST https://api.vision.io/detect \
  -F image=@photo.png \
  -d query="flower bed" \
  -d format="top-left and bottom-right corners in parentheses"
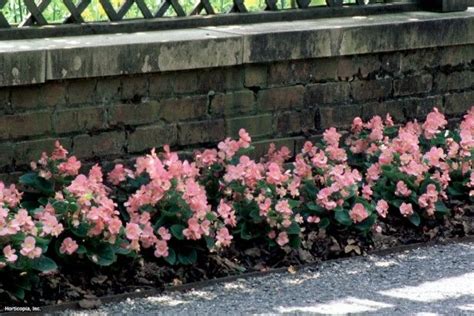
top-left (0, 107), bottom-right (473, 306)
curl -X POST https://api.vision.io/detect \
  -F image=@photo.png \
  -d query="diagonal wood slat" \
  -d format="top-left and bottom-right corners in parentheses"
top-left (190, 0), bottom-right (215, 15)
top-left (21, 0), bottom-right (52, 26)
top-left (117, 0), bottom-right (136, 19)
top-left (156, 0), bottom-right (186, 17)
top-left (64, 0), bottom-right (91, 23)
top-left (228, 0), bottom-right (248, 13)
top-left (296, 0), bottom-right (311, 8)
top-left (99, 0), bottom-right (121, 21)
top-left (135, 0), bottom-right (154, 18)
top-left (0, 0), bottom-right (9, 28)
top-left (265, 0), bottom-right (278, 11)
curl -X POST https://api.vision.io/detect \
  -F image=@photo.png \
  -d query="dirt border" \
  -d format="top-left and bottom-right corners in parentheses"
top-left (6, 235), bottom-right (471, 315)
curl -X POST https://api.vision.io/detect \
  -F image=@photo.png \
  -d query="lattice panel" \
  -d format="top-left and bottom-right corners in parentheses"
top-left (0, 0), bottom-right (387, 28)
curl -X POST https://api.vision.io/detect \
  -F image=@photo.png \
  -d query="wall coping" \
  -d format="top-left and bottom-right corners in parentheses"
top-left (2, 8), bottom-right (474, 87)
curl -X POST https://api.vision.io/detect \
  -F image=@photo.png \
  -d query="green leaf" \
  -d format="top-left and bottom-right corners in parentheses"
top-left (288, 199), bottom-right (300, 208)
top-left (289, 235), bottom-right (301, 249)
top-left (177, 248), bottom-right (197, 265)
top-left (71, 222), bottom-right (90, 238)
top-left (318, 217), bottom-right (330, 229)
top-left (334, 209), bottom-right (353, 226)
top-left (204, 236), bottom-right (216, 249)
top-left (31, 256), bottom-right (58, 272)
top-left (76, 245), bottom-right (87, 255)
top-left (447, 186), bottom-right (463, 197)
top-left (249, 207), bottom-right (262, 223)
top-left (19, 172), bottom-right (54, 195)
top-left (10, 287), bottom-right (25, 300)
top-left (435, 201), bottom-right (450, 215)
top-left (286, 222), bottom-right (301, 235)
top-left (408, 212), bottom-right (421, 227)
top-left (52, 200), bottom-right (69, 214)
top-left (240, 223), bottom-right (253, 240)
top-left (306, 202), bottom-right (326, 215)
top-left (87, 243), bottom-right (117, 266)
top-left (164, 248), bottom-right (177, 265)
top-left (355, 214), bottom-right (376, 232)
top-left (170, 224), bottom-right (185, 240)
top-left (114, 245), bottom-right (132, 256)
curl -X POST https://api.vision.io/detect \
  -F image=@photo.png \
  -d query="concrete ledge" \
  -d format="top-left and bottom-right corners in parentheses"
top-left (1, 8), bottom-right (474, 86)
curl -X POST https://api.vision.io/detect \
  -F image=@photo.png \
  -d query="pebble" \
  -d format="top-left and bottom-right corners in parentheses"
top-left (57, 242), bottom-right (474, 315)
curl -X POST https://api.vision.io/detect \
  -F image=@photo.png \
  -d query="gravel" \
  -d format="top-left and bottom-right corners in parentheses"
top-left (57, 241), bottom-right (474, 315)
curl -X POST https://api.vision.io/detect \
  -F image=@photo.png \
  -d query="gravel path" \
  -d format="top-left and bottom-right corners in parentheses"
top-left (59, 242), bottom-right (474, 315)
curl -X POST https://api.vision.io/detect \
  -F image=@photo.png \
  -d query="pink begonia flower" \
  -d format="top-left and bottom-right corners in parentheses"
top-left (366, 163), bottom-right (381, 183)
top-left (400, 202), bottom-right (414, 217)
top-left (60, 237), bottom-right (79, 255)
top-left (20, 236), bottom-right (42, 259)
top-left (58, 156), bottom-right (81, 176)
top-left (216, 227), bottom-right (233, 247)
top-left (385, 113), bottom-right (394, 127)
top-left (13, 209), bottom-right (35, 230)
top-left (424, 147), bottom-right (445, 168)
top-left (0, 183), bottom-right (23, 208)
top-left (288, 177), bottom-right (301, 197)
top-left (218, 200), bottom-right (237, 227)
top-left (276, 232), bottom-right (289, 246)
top-left (307, 216), bottom-right (320, 224)
top-left (362, 184), bottom-right (373, 200)
top-left (350, 139), bottom-right (368, 154)
top-left (154, 240), bottom-right (169, 258)
top-left (294, 155), bottom-right (312, 178)
top-left (351, 117), bottom-right (364, 133)
top-left (317, 187), bottom-right (337, 210)
top-left (3, 245), bottom-right (18, 263)
top-left (349, 203), bottom-right (369, 223)
top-left (108, 164), bottom-right (128, 185)
top-left (311, 151), bottom-right (328, 169)
top-left (275, 200), bottom-right (292, 216)
top-left (266, 163), bottom-right (289, 185)
top-left (395, 181), bottom-right (412, 197)
top-left (196, 149), bottom-right (218, 166)
top-left (323, 127), bottom-right (341, 146)
top-left (40, 212), bottom-right (64, 237)
top-left (302, 141), bottom-right (314, 154)
top-left (108, 218), bottom-right (122, 235)
top-left (379, 148), bottom-right (394, 165)
top-left (158, 227), bottom-right (171, 241)
top-left (422, 107), bottom-right (447, 139)
top-left (51, 141), bottom-right (68, 160)
top-left (238, 129), bottom-right (251, 148)
top-left (326, 146), bottom-right (347, 162)
top-left (125, 223), bottom-right (142, 241)
top-left (376, 199), bottom-right (389, 218)
top-left (259, 198), bottom-right (272, 217)
top-left (183, 218), bottom-right (203, 240)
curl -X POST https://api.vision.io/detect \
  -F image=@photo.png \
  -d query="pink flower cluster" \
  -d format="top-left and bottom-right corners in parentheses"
top-left (0, 107), bottom-right (472, 277)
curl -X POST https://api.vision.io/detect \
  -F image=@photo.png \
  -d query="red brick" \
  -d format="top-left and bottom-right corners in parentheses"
top-left (73, 131), bottom-right (126, 158)
top-left (128, 124), bottom-right (177, 153)
top-left (258, 86), bottom-right (304, 112)
top-left (53, 107), bottom-right (105, 134)
top-left (177, 120), bottom-right (225, 145)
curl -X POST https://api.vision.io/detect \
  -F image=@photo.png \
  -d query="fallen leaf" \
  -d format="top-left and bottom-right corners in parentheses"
top-left (172, 278), bottom-right (183, 286)
top-left (344, 244), bottom-right (361, 255)
top-left (78, 299), bottom-right (102, 309)
top-left (287, 266), bottom-right (297, 274)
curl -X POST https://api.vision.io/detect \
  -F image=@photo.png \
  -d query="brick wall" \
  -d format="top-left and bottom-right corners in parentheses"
top-left (0, 44), bottom-right (473, 180)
